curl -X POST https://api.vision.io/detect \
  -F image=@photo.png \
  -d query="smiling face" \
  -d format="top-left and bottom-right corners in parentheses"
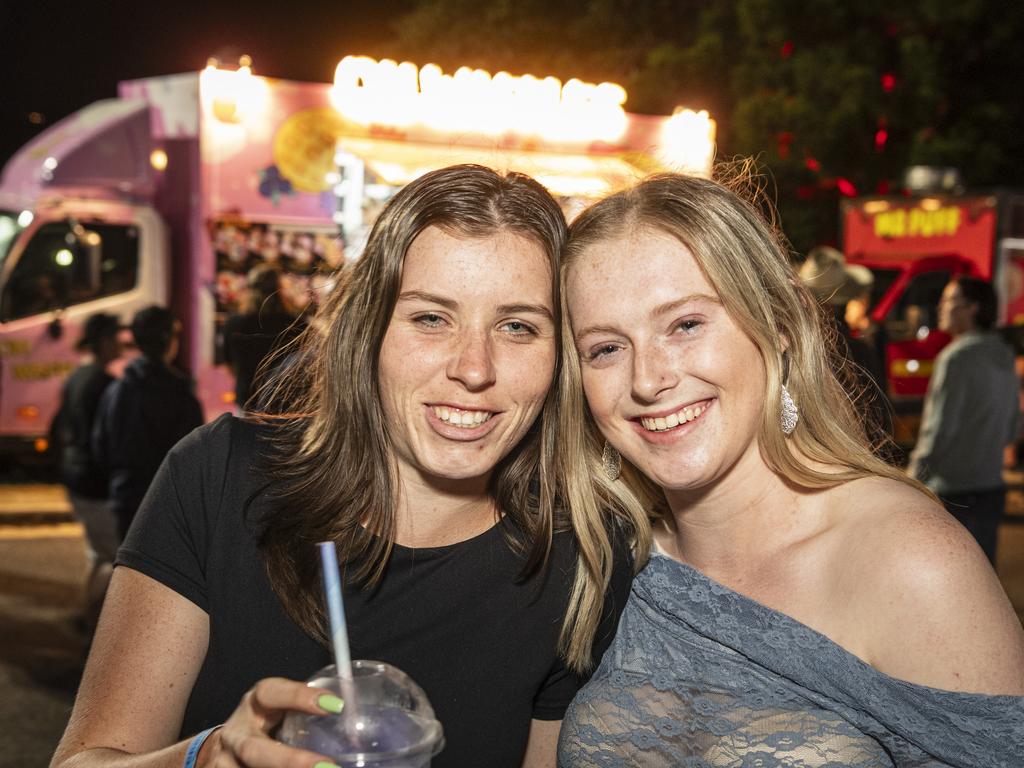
top-left (378, 226), bottom-right (557, 488)
top-left (567, 227), bottom-right (768, 496)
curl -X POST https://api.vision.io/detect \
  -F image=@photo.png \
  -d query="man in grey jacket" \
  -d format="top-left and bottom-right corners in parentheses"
top-left (909, 276), bottom-right (1020, 564)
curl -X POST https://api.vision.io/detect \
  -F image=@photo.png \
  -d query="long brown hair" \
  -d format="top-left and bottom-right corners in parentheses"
top-left (560, 167), bottom-right (931, 517)
top-left (256, 164), bottom-right (615, 671)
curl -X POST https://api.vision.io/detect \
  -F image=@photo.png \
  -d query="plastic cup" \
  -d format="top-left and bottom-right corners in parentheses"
top-left (278, 661), bottom-right (444, 767)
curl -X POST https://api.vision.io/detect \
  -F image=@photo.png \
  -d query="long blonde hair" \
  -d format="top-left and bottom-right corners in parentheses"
top-left (560, 168), bottom-right (929, 523)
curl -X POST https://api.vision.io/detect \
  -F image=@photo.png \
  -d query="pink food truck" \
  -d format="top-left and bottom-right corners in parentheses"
top-left (0, 56), bottom-right (716, 457)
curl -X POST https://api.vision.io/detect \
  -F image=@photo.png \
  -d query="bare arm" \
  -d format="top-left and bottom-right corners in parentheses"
top-left (520, 719), bottom-right (560, 768)
top-left (51, 568), bottom-right (336, 768)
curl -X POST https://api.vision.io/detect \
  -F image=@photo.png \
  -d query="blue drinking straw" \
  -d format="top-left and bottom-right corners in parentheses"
top-left (318, 541), bottom-right (353, 679)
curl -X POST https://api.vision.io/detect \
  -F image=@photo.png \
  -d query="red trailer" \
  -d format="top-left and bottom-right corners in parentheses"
top-left (841, 192), bottom-right (1024, 443)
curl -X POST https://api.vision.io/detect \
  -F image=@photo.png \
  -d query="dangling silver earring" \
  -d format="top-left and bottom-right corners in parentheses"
top-left (602, 441), bottom-right (621, 480)
top-left (780, 351), bottom-right (798, 435)
top-left (780, 384), bottom-right (799, 435)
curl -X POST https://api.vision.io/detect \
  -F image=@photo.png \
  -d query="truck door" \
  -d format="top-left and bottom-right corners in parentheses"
top-left (0, 214), bottom-right (141, 453)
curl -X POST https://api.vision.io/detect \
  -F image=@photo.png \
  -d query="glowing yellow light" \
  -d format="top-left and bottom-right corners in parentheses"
top-left (330, 55), bottom-right (628, 143)
top-left (18, 210), bottom-right (34, 227)
top-left (200, 60), bottom-right (269, 125)
top-left (83, 231), bottom-right (102, 246)
top-left (863, 200), bottom-right (891, 214)
top-left (17, 405), bottom-right (39, 421)
top-left (34, 437), bottom-right (49, 453)
top-left (55, 248), bottom-right (74, 266)
top-left (150, 148), bottom-right (169, 171)
top-left (658, 108), bottom-right (717, 176)
top-left (920, 197), bottom-right (942, 211)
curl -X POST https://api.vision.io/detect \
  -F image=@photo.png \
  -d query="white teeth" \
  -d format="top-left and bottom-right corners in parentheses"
top-left (433, 406), bottom-right (493, 428)
top-left (640, 403), bottom-right (708, 432)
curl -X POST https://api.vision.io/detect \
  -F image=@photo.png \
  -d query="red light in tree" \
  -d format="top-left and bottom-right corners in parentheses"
top-left (837, 178), bottom-right (858, 197)
top-left (781, 41), bottom-right (794, 59)
top-left (881, 73), bottom-right (896, 92)
top-left (777, 131), bottom-right (793, 159)
top-left (796, 185), bottom-right (815, 199)
top-left (874, 128), bottom-right (888, 150)
top-left (877, 180), bottom-right (891, 194)
top-left (805, 157), bottom-right (821, 172)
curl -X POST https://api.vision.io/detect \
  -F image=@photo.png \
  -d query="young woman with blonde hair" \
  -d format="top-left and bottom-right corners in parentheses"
top-left (557, 171), bottom-right (1024, 766)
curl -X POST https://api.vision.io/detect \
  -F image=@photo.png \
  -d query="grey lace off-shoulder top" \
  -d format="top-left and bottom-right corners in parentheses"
top-left (558, 551), bottom-right (1024, 767)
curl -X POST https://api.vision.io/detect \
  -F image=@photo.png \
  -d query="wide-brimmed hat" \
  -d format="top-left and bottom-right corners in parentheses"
top-left (75, 312), bottom-right (124, 351)
top-left (798, 246), bottom-right (874, 306)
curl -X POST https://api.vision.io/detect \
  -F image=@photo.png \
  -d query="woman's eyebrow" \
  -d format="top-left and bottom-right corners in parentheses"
top-left (395, 290), bottom-right (458, 310)
top-left (396, 292), bottom-right (553, 321)
top-left (652, 293), bottom-right (721, 317)
top-left (574, 293), bottom-right (721, 339)
top-left (497, 303), bottom-right (554, 321)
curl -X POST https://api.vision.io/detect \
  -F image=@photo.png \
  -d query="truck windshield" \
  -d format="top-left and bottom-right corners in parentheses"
top-left (0, 210), bottom-right (26, 270)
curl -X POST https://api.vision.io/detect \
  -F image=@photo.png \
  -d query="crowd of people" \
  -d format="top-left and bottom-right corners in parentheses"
top-left (49, 163), bottom-right (1023, 768)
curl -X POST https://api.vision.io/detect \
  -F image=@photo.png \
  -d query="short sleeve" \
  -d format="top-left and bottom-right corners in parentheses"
top-left (530, 525), bottom-right (636, 720)
top-left (116, 414), bottom-right (239, 612)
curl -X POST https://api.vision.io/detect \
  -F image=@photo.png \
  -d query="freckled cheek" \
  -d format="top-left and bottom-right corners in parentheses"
top-left (503, 351), bottom-right (555, 410)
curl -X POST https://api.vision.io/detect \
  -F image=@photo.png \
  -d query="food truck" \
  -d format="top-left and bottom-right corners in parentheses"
top-left (841, 191), bottom-right (1024, 442)
top-left (0, 56), bottom-right (716, 456)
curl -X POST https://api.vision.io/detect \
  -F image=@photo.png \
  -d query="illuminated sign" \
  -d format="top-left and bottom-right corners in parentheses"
top-left (873, 205), bottom-right (961, 238)
top-left (331, 55), bottom-right (628, 142)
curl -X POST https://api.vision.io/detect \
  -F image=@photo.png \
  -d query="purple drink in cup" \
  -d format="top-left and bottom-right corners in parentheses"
top-left (278, 661), bottom-right (444, 767)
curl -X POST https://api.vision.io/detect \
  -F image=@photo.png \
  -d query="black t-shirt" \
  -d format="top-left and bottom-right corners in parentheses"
top-left (118, 414), bottom-right (632, 768)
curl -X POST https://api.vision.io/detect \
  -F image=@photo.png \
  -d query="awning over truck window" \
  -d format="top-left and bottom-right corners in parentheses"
top-left (337, 137), bottom-right (646, 199)
top-left (0, 100), bottom-right (153, 204)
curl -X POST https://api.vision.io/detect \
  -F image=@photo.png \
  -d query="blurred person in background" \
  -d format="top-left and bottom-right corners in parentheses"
top-left (92, 305), bottom-right (204, 539)
top-left (799, 245), bottom-right (892, 448)
top-left (908, 276), bottom-right (1019, 565)
top-left (222, 265), bottom-right (304, 411)
top-left (57, 312), bottom-right (124, 626)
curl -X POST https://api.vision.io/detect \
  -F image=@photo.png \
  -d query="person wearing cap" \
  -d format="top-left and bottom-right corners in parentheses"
top-left (798, 245), bottom-right (892, 450)
top-left (92, 306), bottom-right (204, 539)
top-left (57, 312), bottom-right (124, 625)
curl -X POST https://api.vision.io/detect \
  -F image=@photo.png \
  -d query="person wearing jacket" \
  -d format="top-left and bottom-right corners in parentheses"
top-left (58, 312), bottom-right (124, 624)
top-left (93, 305), bottom-right (204, 538)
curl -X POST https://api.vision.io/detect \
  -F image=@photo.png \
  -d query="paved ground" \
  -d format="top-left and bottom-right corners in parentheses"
top-left (1, 481), bottom-right (1024, 767)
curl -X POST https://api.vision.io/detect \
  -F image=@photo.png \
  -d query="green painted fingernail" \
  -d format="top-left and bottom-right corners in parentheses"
top-left (314, 762), bottom-right (341, 768)
top-left (317, 694), bottom-right (344, 714)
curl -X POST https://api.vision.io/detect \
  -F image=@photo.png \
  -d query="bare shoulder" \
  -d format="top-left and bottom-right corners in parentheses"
top-left (824, 475), bottom-right (1024, 694)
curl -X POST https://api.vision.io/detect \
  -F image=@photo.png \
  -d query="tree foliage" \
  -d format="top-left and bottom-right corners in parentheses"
top-left (388, 0), bottom-right (1024, 252)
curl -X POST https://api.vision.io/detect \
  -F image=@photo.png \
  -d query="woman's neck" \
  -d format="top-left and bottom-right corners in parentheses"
top-left (658, 447), bottom-right (826, 578)
top-left (392, 471), bottom-right (499, 548)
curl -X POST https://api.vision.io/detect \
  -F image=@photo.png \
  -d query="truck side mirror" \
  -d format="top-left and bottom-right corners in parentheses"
top-left (47, 314), bottom-right (63, 340)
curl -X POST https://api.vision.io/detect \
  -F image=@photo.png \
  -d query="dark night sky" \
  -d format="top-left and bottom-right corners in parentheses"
top-left (1, 0), bottom-right (416, 165)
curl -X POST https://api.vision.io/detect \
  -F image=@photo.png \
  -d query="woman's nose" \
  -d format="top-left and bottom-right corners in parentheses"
top-left (446, 330), bottom-right (497, 391)
top-left (631, 343), bottom-right (679, 402)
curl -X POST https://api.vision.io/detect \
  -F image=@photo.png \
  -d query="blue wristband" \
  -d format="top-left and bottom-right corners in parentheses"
top-left (183, 725), bottom-right (221, 768)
